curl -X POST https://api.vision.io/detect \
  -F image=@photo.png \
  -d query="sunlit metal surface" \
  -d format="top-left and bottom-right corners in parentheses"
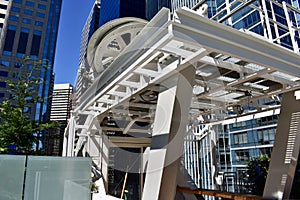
top-left (63, 7), bottom-right (300, 199)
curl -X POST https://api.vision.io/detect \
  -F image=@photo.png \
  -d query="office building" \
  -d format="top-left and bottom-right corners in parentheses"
top-left (99, 0), bottom-right (171, 26)
top-left (170, 0), bottom-right (200, 12)
top-left (0, 0), bottom-right (62, 126)
top-left (47, 83), bottom-right (74, 156)
top-left (75, 0), bottom-right (100, 98)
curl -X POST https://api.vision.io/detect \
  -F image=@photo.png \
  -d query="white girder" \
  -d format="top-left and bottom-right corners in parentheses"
top-left (65, 7), bottom-right (300, 199)
top-left (66, 5), bottom-right (300, 155)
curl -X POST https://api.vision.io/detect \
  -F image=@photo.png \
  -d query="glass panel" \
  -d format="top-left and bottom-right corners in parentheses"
top-left (30, 34), bottom-right (41, 56)
top-left (3, 29), bottom-right (16, 52)
top-left (0, 155), bottom-right (26, 200)
top-left (24, 156), bottom-right (91, 200)
top-left (17, 31), bottom-right (29, 54)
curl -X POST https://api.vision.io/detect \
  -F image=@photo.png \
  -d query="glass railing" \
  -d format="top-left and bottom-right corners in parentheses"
top-left (0, 155), bottom-right (91, 200)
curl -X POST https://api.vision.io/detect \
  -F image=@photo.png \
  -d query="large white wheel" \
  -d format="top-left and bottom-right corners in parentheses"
top-left (87, 18), bottom-right (147, 74)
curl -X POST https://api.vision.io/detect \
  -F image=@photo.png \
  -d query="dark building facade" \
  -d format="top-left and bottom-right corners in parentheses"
top-left (99, 0), bottom-right (171, 26)
top-left (0, 0), bottom-right (62, 122)
top-left (76, 0), bottom-right (100, 97)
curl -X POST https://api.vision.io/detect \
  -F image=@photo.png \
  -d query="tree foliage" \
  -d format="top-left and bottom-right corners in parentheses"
top-left (0, 57), bottom-right (59, 154)
top-left (246, 154), bottom-right (270, 195)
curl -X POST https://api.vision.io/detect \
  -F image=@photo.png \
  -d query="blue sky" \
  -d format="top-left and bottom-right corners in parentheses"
top-left (53, 0), bottom-right (95, 85)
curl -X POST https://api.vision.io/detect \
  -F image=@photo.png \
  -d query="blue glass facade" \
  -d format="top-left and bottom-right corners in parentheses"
top-left (99, 0), bottom-right (171, 26)
top-left (0, 0), bottom-right (62, 148)
top-left (80, 0), bottom-right (101, 66)
top-left (203, 0), bottom-right (300, 52)
top-left (38, 0), bottom-right (62, 121)
top-left (99, 0), bottom-right (121, 26)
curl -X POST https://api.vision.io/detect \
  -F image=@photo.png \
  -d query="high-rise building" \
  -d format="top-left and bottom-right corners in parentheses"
top-left (99, 0), bottom-right (171, 26)
top-left (170, 0), bottom-right (200, 12)
top-left (0, 0), bottom-right (62, 125)
top-left (76, 0), bottom-right (100, 98)
top-left (47, 83), bottom-right (74, 156)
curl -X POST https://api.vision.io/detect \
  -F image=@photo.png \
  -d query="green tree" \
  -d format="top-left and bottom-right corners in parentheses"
top-left (246, 154), bottom-right (270, 195)
top-left (0, 57), bottom-right (59, 154)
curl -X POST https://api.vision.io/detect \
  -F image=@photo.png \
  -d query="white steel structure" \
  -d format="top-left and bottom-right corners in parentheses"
top-left (63, 7), bottom-right (300, 200)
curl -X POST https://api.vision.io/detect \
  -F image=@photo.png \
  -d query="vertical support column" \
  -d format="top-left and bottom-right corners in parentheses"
top-left (282, 1), bottom-right (299, 53)
top-left (142, 66), bottom-right (195, 200)
top-left (67, 116), bottom-right (76, 157)
top-left (260, 0), bottom-right (273, 41)
top-left (263, 90), bottom-right (300, 199)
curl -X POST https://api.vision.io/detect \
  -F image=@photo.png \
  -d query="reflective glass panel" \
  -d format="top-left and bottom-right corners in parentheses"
top-left (0, 155), bottom-right (26, 200)
top-left (24, 156), bottom-right (91, 200)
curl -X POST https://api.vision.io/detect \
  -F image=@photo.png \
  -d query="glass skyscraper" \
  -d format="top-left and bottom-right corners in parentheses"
top-left (0, 0), bottom-right (62, 147)
top-left (76, 0), bottom-right (100, 97)
top-left (201, 0), bottom-right (299, 52)
top-left (0, 0), bottom-right (62, 121)
top-left (99, 0), bottom-right (171, 26)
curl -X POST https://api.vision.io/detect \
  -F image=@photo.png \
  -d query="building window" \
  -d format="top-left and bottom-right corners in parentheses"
top-left (14, 62), bottom-right (24, 68)
top-left (30, 33), bottom-right (41, 56)
top-left (9, 15), bottom-right (18, 21)
top-left (0, 82), bottom-right (6, 88)
top-left (22, 18), bottom-right (31, 24)
top-left (24, 9), bottom-right (33, 15)
top-left (0, 93), bottom-right (5, 98)
top-left (0, 4), bottom-right (7, 9)
top-left (14, 0), bottom-right (22, 4)
top-left (34, 30), bottom-right (42, 35)
top-left (259, 147), bottom-right (272, 157)
top-left (11, 6), bottom-right (21, 12)
top-left (235, 150), bottom-right (250, 162)
top-left (35, 21), bottom-right (43, 26)
top-left (3, 25), bottom-right (16, 56)
top-left (218, 137), bottom-right (229, 147)
top-left (234, 132), bottom-right (248, 144)
top-left (219, 153), bottom-right (231, 164)
top-left (25, 1), bottom-right (34, 7)
top-left (2, 51), bottom-right (12, 56)
top-left (16, 53), bottom-right (25, 58)
top-left (38, 4), bottom-right (46, 10)
top-left (36, 12), bottom-right (45, 18)
top-left (257, 128), bottom-right (276, 145)
top-left (17, 29), bottom-right (29, 54)
top-left (0, 60), bottom-right (10, 67)
top-left (0, 70), bottom-right (8, 77)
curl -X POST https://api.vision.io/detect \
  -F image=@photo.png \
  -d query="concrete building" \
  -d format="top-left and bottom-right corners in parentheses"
top-left (0, 0), bottom-right (62, 150)
top-left (46, 83), bottom-right (74, 156)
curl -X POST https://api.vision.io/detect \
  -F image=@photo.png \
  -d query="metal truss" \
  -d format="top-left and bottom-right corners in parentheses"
top-left (63, 7), bottom-right (300, 200)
